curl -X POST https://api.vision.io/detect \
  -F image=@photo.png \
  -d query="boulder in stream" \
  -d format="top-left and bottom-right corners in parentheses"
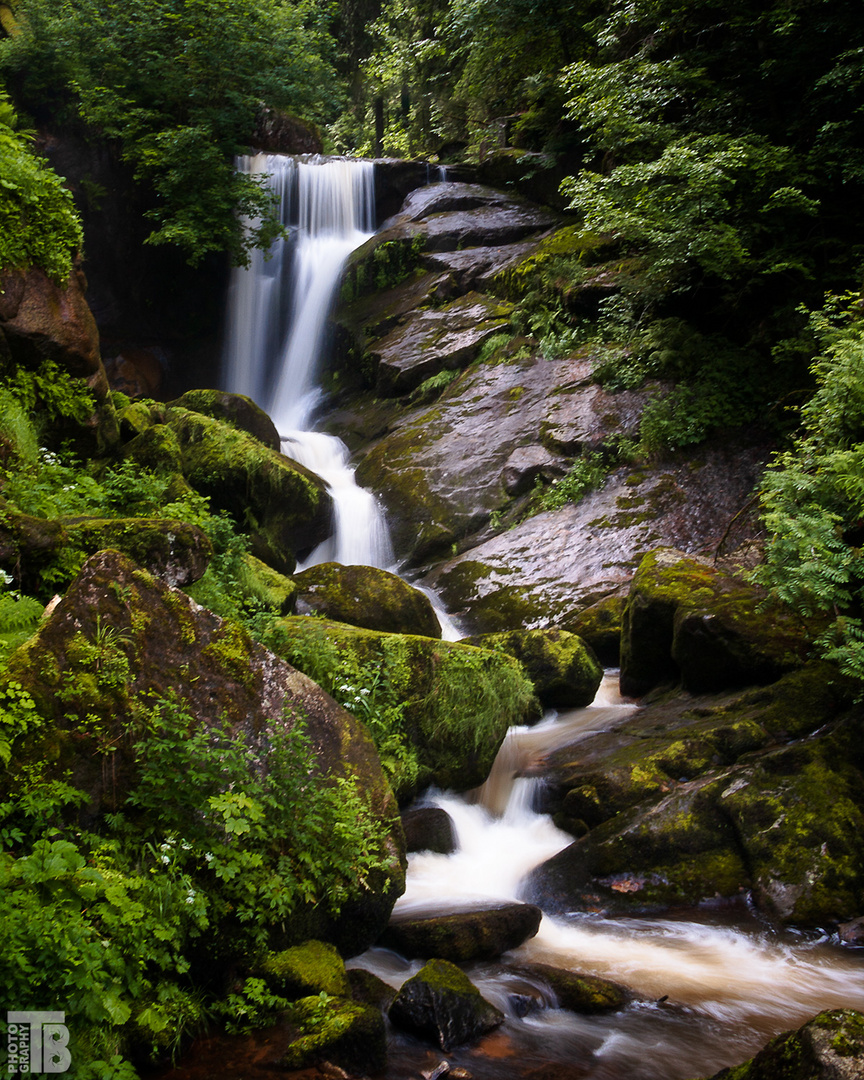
top-left (280, 995), bottom-right (386, 1074)
top-left (706, 1008), bottom-right (864, 1079)
top-left (259, 940), bottom-right (350, 1000)
top-left (504, 962), bottom-right (627, 1013)
top-left (388, 958), bottom-right (504, 1051)
top-left (527, 664), bottom-right (864, 925)
top-left (401, 806), bottom-right (457, 854)
top-left (380, 902), bottom-right (543, 962)
top-left (293, 561), bottom-right (441, 637)
top-left (460, 627), bottom-right (603, 709)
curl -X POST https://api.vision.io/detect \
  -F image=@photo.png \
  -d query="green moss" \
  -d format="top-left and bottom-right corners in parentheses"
top-left (266, 616), bottom-right (536, 798)
top-left (281, 995), bottom-right (385, 1073)
top-left (200, 620), bottom-right (258, 693)
top-left (260, 940), bottom-right (350, 999)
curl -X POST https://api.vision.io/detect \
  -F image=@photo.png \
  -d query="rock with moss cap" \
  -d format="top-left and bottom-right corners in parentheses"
top-left (707, 1009), bottom-right (864, 1079)
top-left (260, 940), bottom-right (350, 1000)
top-left (265, 615), bottom-right (538, 800)
top-left (3, 548), bottom-right (405, 955)
top-left (0, 503), bottom-right (212, 592)
top-left (120, 423), bottom-right (183, 474)
top-left (461, 627), bottom-right (603, 709)
top-left (527, 665), bottom-right (864, 925)
top-left (164, 406), bottom-right (332, 574)
top-left (504, 962), bottom-right (627, 1013)
top-left (381, 902), bottom-right (542, 962)
top-left (293, 561), bottom-right (441, 637)
top-left (563, 590), bottom-right (627, 667)
top-left (388, 958), bottom-right (504, 1051)
top-left (236, 553), bottom-right (297, 614)
top-left (168, 389), bottom-right (281, 451)
top-left (621, 547), bottom-right (813, 698)
top-left (281, 994), bottom-right (386, 1073)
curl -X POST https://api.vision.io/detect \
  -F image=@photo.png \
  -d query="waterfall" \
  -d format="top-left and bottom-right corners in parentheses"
top-left (222, 154), bottom-right (394, 571)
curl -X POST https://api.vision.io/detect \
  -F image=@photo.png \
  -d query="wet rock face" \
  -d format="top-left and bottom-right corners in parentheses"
top-left (526, 664), bottom-right (864, 926)
top-left (380, 902), bottom-right (543, 962)
top-left (706, 1009), bottom-right (864, 1080)
top-left (293, 561), bottom-right (441, 638)
top-left (354, 351), bottom-right (655, 569)
top-left (419, 438), bottom-right (769, 633)
top-left (388, 958), bottom-right (504, 1051)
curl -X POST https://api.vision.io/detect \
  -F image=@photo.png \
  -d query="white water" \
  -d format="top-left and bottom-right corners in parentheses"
top-left (352, 674), bottom-right (864, 1079)
top-left (223, 154), bottom-right (394, 571)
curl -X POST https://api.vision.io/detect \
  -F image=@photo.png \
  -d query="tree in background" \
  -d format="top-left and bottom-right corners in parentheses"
top-left (0, 0), bottom-right (342, 265)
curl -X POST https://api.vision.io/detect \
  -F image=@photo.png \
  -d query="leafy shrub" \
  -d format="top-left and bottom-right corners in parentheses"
top-left (0, 92), bottom-right (83, 280)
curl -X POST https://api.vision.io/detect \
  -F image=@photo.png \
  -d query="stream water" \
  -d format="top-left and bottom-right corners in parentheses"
top-left (220, 156), bottom-right (864, 1077)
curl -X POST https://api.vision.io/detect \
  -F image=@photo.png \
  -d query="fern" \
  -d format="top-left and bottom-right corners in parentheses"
top-left (0, 592), bottom-right (44, 660)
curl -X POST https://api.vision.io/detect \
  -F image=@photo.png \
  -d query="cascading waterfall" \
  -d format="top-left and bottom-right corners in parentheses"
top-left (350, 675), bottom-right (864, 1080)
top-left (222, 153), bottom-right (394, 572)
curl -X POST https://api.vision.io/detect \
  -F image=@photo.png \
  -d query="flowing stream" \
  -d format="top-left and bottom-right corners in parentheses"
top-left (351, 676), bottom-right (864, 1079)
top-left (221, 157), bottom-right (864, 1077)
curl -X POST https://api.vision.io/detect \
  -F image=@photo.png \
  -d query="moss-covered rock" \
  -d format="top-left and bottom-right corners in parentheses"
top-left (620, 548), bottom-right (813, 698)
top-left (461, 628), bottom-right (603, 709)
top-left (707, 1009), bottom-right (864, 1080)
top-left (64, 517), bottom-right (212, 587)
top-left (528, 665), bottom-right (864, 925)
top-left (0, 503), bottom-right (212, 592)
top-left (3, 549), bottom-right (405, 955)
top-left (281, 994), bottom-right (386, 1073)
top-left (388, 958), bottom-right (504, 1051)
top-left (121, 423), bottom-right (183, 474)
top-left (347, 967), bottom-right (397, 1012)
top-left (505, 962), bottom-right (627, 1013)
top-left (164, 407), bottom-right (332, 574)
top-left (293, 561), bottom-right (440, 637)
top-left (260, 940), bottom-right (350, 999)
top-left (236, 553), bottom-right (297, 614)
top-left (168, 390), bottom-right (281, 452)
top-left (380, 902), bottom-right (542, 962)
top-left (563, 591), bottom-right (626, 667)
top-left (265, 616), bottom-right (537, 798)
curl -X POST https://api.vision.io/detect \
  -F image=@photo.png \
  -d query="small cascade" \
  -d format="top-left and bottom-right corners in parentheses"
top-left (350, 674), bottom-right (864, 1080)
top-left (222, 154), bottom-right (393, 571)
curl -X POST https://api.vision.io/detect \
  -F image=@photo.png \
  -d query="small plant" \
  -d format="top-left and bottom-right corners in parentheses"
top-left (535, 451), bottom-right (608, 512)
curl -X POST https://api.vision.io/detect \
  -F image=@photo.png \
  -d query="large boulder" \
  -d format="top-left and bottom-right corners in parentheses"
top-left (0, 504), bottom-right (212, 592)
top-left (388, 958), bottom-right (504, 1051)
top-left (461, 628), bottom-right (603, 709)
top-left (526, 665), bottom-right (864, 925)
top-left (293, 561), bottom-right (440, 638)
top-left (280, 995), bottom-right (386, 1074)
top-left (265, 616), bottom-right (538, 799)
top-left (0, 264), bottom-right (103, 387)
top-left (401, 806), bottom-right (457, 854)
top-left (3, 549), bottom-right (405, 954)
top-left (164, 407), bottom-right (332, 573)
top-left (707, 1009), bottom-right (864, 1080)
top-left (620, 547), bottom-right (813, 698)
top-left (168, 389), bottom-right (282, 451)
top-left (381, 902), bottom-right (542, 962)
